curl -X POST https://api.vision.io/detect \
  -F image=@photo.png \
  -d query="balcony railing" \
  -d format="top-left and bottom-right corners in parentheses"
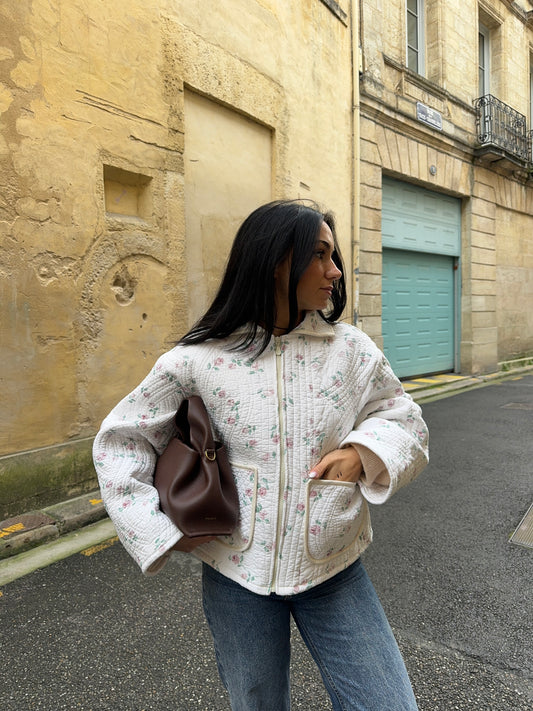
top-left (474, 94), bottom-right (531, 166)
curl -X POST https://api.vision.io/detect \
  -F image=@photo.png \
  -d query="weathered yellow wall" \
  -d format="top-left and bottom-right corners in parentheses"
top-left (184, 90), bottom-right (273, 325)
top-left (1, 0), bottom-right (178, 461)
top-left (358, 0), bottom-right (533, 374)
top-left (495, 198), bottom-right (533, 361)
top-left (0, 0), bottom-right (355, 515)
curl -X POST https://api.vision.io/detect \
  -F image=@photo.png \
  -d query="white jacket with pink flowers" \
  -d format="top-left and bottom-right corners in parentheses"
top-left (93, 311), bottom-right (428, 596)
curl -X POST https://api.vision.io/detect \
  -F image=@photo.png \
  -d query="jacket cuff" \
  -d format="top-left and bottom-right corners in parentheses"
top-left (144, 551), bottom-right (171, 575)
top-left (142, 530), bottom-right (183, 575)
top-left (341, 441), bottom-right (391, 503)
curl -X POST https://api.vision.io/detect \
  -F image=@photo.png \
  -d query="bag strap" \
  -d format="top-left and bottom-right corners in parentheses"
top-left (175, 396), bottom-right (216, 458)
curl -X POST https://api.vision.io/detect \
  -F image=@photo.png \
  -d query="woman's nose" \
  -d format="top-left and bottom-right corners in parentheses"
top-left (327, 260), bottom-right (342, 280)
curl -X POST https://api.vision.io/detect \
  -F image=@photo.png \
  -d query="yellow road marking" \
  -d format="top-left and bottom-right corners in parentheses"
top-left (432, 374), bottom-right (465, 381)
top-left (0, 522), bottom-right (26, 538)
top-left (80, 536), bottom-right (119, 557)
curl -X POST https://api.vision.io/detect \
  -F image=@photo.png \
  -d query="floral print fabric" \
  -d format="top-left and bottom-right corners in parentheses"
top-left (93, 311), bottom-right (429, 595)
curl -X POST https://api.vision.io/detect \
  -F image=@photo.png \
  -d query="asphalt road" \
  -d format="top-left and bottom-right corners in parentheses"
top-left (1, 375), bottom-right (532, 710)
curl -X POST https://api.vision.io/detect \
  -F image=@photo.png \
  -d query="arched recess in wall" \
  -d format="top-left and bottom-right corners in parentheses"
top-left (76, 233), bottom-right (173, 430)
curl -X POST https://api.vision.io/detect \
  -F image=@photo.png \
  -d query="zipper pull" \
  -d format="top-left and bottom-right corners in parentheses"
top-left (275, 336), bottom-right (282, 357)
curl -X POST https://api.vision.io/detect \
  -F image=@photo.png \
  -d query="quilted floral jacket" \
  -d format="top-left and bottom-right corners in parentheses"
top-left (93, 311), bottom-right (428, 595)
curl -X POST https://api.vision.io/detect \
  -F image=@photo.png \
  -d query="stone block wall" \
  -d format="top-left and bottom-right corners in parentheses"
top-left (0, 0), bottom-right (355, 516)
top-left (359, 0), bottom-right (533, 376)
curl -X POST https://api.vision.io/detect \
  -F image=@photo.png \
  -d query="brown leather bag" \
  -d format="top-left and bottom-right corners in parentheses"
top-left (154, 396), bottom-right (239, 537)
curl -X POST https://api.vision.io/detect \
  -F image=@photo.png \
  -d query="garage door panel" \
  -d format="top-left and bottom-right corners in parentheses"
top-left (382, 178), bottom-right (461, 257)
top-left (382, 248), bottom-right (455, 378)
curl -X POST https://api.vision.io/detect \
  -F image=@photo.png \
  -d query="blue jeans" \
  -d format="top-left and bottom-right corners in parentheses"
top-left (202, 559), bottom-right (418, 711)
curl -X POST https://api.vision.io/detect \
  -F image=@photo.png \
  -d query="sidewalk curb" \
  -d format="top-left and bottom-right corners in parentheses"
top-left (0, 518), bottom-right (117, 587)
top-left (0, 491), bottom-right (108, 560)
top-left (410, 365), bottom-right (533, 403)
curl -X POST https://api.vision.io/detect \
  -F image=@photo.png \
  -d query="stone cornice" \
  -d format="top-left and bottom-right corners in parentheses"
top-left (317, 0), bottom-right (348, 25)
top-left (498, 0), bottom-right (533, 24)
top-left (382, 55), bottom-right (477, 115)
top-left (360, 91), bottom-right (533, 186)
top-left (359, 89), bottom-right (475, 162)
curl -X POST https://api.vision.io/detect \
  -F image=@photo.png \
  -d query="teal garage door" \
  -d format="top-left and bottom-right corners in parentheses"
top-left (382, 178), bottom-right (461, 378)
top-left (382, 249), bottom-right (455, 377)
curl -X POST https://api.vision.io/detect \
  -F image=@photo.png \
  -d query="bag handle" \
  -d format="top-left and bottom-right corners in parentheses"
top-left (175, 396), bottom-right (217, 457)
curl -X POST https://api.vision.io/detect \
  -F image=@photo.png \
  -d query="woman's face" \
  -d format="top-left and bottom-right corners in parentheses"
top-left (275, 221), bottom-right (342, 320)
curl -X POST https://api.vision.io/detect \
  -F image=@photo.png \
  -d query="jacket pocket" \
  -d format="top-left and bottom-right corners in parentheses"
top-left (218, 464), bottom-right (257, 552)
top-left (305, 480), bottom-right (365, 562)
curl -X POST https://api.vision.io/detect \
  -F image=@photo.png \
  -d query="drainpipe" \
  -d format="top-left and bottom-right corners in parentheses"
top-left (350, 0), bottom-right (361, 327)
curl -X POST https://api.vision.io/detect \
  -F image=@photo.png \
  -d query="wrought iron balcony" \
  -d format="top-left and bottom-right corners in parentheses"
top-left (474, 94), bottom-right (531, 168)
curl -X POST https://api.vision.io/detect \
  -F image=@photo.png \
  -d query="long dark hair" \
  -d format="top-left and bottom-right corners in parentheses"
top-left (179, 199), bottom-right (347, 356)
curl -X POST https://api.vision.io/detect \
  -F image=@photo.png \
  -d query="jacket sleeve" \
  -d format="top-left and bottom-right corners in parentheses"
top-left (340, 352), bottom-right (429, 504)
top-left (92, 347), bottom-right (192, 575)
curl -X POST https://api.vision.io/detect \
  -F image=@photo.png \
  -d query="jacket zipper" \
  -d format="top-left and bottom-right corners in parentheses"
top-left (268, 336), bottom-right (286, 594)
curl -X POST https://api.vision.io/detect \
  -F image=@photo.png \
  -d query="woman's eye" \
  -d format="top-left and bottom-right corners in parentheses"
top-left (315, 250), bottom-right (326, 259)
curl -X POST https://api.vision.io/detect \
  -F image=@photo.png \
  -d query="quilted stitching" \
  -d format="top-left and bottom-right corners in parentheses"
top-left (93, 312), bottom-right (429, 594)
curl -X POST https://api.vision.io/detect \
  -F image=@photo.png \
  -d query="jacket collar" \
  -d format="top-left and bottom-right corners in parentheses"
top-left (232, 311), bottom-right (336, 341)
top-left (288, 311), bottom-right (336, 338)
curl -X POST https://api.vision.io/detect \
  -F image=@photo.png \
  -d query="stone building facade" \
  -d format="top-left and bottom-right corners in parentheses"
top-left (1, 0), bottom-right (532, 516)
top-left (358, 0), bottom-right (533, 379)
top-left (0, 0), bottom-right (357, 516)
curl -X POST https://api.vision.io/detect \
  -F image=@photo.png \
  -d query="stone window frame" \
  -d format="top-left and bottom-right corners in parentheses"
top-left (406, 0), bottom-right (425, 76)
top-left (529, 50), bottom-right (533, 125)
top-left (424, 0), bottom-right (441, 85)
top-left (478, 3), bottom-right (504, 102)
top-left (478, 22), bottom-right (491, 97)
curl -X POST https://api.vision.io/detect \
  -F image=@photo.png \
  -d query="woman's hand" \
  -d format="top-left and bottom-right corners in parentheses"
top-left (309, 446), bottom-right (363, 483)
top-left (172, 535), bottom-right (217, 552)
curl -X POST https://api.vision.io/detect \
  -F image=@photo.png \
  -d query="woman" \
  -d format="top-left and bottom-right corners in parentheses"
top-left (93, 200), bottom-right (429, 710)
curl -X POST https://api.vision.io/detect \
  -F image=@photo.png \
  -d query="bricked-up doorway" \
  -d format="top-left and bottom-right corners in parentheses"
top-left (184, 90), bottom-right (273, 327)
